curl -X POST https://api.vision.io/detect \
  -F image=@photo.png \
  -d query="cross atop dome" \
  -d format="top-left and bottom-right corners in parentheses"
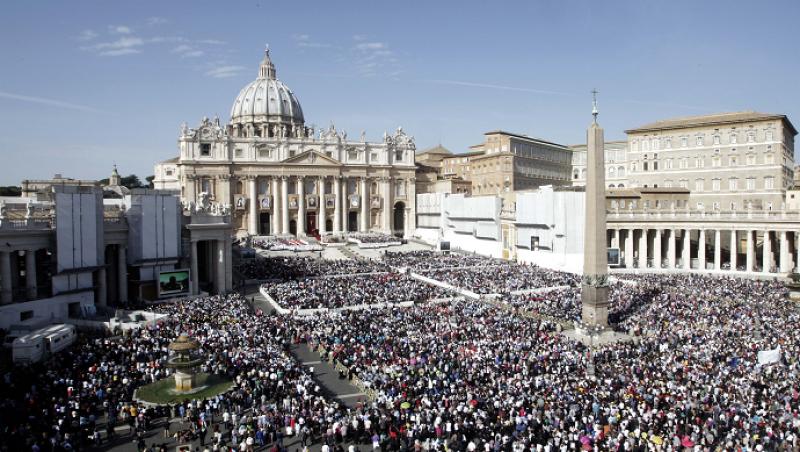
top-left (259, 45), bottom-right (276, 79)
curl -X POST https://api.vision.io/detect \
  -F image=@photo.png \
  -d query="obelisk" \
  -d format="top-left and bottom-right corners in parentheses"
top-left (581, 90), bottom-right (610, 328)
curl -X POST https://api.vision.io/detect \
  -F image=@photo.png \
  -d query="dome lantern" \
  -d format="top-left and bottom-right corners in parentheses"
top-left (258, 45), bottom-right (276, 80)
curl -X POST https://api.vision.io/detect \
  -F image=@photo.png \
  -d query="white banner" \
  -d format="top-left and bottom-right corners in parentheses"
top-left (757, 346), bottom-right (781, 365)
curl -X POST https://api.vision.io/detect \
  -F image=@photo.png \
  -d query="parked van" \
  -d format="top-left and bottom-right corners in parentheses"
top-left (12, 324), bottom-right (76, 365)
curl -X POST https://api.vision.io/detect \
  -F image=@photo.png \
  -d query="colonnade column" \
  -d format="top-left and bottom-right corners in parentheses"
top-left (248, 177), bottom-right (258, 236)
top-left (780, 231), bottom-right (791, 273)
top-left (190, 241), bottom-right (199, 295)
top-left (407, 177), bottom-right (416, 238)
top-left (653, 229), bottom-right (662, 269)
top-left (118, 245), bottom-right (128, 304)
top-left (281, 176), bottom-right (289, 235)
top-left (714, 229), bottom-right (721, 271)
top-left (762, 231), bottom-right (773, 273)
top-left (0, 251), bottom-right (12, 304)
top-left (271, 177), bottom-right (280, 235)
top-left (25, 249), bottom-right (37, 300)
top-left (360, 177), bottom-right (368, 232)
top-left (638, 229), bottom-right (648, 269)
top-left (697, 229), bottom-right (706, 271)
top-left (730, 230), bottom-right (738, 271)
top-left (333, 176), bottom-right (342, 234)
top-left (624, 229), bottom-right (634, 268)
top-left (682, 229), bottom-right (691, 270)
top-left (297, 176), bottom-right (306, 236)
top-left (318, 176), bottom-right (327, 235)
top-left (667, 229), bottom-right (676, 268)
top-left (746, 230), bottom-right (755, 273)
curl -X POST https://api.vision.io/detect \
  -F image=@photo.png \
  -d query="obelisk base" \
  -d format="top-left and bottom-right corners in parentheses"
top-left (580, 284), bottom-right (609, 327)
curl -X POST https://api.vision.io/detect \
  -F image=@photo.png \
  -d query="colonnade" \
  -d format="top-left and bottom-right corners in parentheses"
top-left (244, 174), bottom-right (410, 237)
top-left (609, 226), bottom-right (798, 274)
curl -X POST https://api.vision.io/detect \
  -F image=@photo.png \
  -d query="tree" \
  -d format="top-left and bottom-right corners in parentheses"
top-left (0, 186), bottom-right (21, 196)
top-left (99, 174), bottom-right (148, 189)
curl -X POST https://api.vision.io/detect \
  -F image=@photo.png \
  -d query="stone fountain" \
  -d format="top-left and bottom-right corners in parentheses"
top-left (167, 334), bottom-right (203, 392)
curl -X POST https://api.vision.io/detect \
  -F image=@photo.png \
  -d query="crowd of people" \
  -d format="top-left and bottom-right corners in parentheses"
top-left (503, 281), bottom-right (658, 326)
top-left (347, 233), bottom-right (401, 244)
top-left (252, 238), bottom-right (322, 252)
top-left (418, 264), bottom-right (578, 295)
top-left (236, 256), bottom-right (391, 281)
top-left (263, 273), bottom-right (450, 310)
top-left (3, 242), bottom-right (799, 451)
top-left (382, 250), bottom-right (503, 270)
top-left (286, 274), bottom-right (800, 450)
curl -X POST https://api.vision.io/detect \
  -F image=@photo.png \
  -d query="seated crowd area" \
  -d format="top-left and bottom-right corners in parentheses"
top-left (1, 249), bottom-right (797, 451)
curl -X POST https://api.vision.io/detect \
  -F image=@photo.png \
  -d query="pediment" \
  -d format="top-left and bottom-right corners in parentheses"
top-left (281, 150), bottom-right (341, 166)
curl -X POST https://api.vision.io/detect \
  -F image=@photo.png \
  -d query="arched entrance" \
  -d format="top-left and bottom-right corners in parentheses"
top-left (348, 212), bottom-right (358, 232)
top-left (259, 212), bottom-right (270, 235)
top-left (393, 202), bottom-right (405, 236)
top-left (305, 213), bottom-right (317, 235)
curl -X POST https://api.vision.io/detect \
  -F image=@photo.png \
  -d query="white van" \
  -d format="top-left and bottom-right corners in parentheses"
top-left (12, 324), bottom-right (76, 364)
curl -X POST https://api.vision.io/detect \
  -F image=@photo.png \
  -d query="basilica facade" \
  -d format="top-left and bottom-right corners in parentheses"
top-left (154, 48), bottom-right (417, 238)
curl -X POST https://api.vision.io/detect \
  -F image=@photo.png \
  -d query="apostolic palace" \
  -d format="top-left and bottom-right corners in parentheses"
top-left (154, 48), bottom-right (418, 238)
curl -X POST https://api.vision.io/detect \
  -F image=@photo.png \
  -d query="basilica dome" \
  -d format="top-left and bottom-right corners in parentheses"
top-left (229, 49), bottom-right (304, 130)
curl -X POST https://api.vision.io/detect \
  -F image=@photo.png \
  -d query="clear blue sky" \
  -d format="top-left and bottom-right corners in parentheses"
top-left (0, 0), bottom-right (798, 185)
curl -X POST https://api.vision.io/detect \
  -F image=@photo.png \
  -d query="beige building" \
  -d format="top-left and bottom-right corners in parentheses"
top-left (440, 131), bottom-right (573, 201)
top-left (570, 140), bottom-right (629, 188)
top-left (154, 48), bottom-right (418, 238)
top-left (624, 111), bottom-right (796, 211)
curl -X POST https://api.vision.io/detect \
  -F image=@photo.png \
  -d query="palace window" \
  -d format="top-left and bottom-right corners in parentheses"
top-left (766, 130), bottom-right (774, 141)
top-left (200, 143), bottom-right (211, 157)
top-left (729, 177), bottom-right (738, 191)
top-left (696, 136), bottom-right (703, 146)
top-left (712, 179), bottom-right (721, 191)
top-left (765, 176), bottom-right (774, 189)
top-left (765, 153), bottom-right (774, 164)
top-left (713, 135), bottom-right (721, 145)
top-left (730, 133), bottom-right (737, 144)
top-left (665, 138), bottom-right (672, 149)
top-left (681, 136), bottom-right (688, 148)
top-left (747, 132), bottom-right (755, 143)
top-left (746, 178), bottom-right (755, 190)
top-left (165, 169), bottom-right (174, 176)
top-left (695, 179), bottom-right (704, 191)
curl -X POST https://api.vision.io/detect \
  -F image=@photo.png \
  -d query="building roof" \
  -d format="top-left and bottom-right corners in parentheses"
top-left (416, 144), bottom-right (452, 156)
top-left (442, 150), bottom-right (485, 159)
top-left (625, 111), bottom-right (797, 135)
top-left (483, 130), bottom-right (570, 149)
top-left (159, 157), bottom-right (179, 164)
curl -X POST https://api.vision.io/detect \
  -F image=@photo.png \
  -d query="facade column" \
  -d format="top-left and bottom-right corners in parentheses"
top-left (190, 240), bottom-right (199, 295)
top-left (297, 176), bottom-right (306, 236)
top-left (118, 245), bottom-right (128, 304)
top-left (186, 175), bottom-right (197, 204)
top-left (653, 229), bottom-right (662, 269)
top-left (714, 229), bottom-right (721, 271)
top-left (698, 229), bottom-right (706, 271)
top-left (281, 176), bottom-right (289, 235)
top-left (762, 230), bottom-right (773, 273)
top-left (0, 251), bottom-right (10, 305)
top-left (271, 177), bottom-right (280, 235)
top-left (682, 229), bottom-right (691, 270)
top-left (248, 177), bottom-right (258, 235)
top-left (746, 230), bottom-right (754, 273)
top-left (780, 231), bottom-right (791, 273)
top-left (97, 267), bottom-right (107, 307)
top-left (318, 176), bottom-right (327, 235)
top-left (342, 176), bottom-right (349, 232)
top-left (667, 229), bottom-right (676, 268)
top-left (638, 228), bottom-right (648, 268)
top-left (624, 229), bottom-right (634, 268)
top-left (730, 230), bottom-right (738, 271)
top-left (360, 177), bottom-right (369, 232)
top-left (218, 174), bottom-right (231, 207)
top-left (333, 176), bottom-right (342, 233)
top-left (381, 177), bottom-right (392, 234)
top-left (25, 249), bottom-right (37, 300)
top-left (612, 229), bottom-right (620, 248)
top-left (407, 177), bottom-right (416, 238)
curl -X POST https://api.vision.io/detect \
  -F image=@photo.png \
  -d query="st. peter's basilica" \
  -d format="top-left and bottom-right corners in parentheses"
top-left (154, 48), bottom-right (418, 238)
